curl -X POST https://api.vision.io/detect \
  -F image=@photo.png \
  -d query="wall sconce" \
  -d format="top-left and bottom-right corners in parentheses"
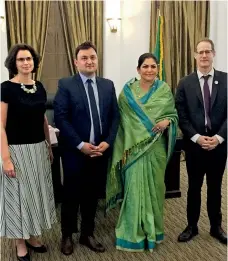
top-left (106, 18), bottom-right (121, 33)
top-left (0, 16), bottom-right (4, 26)
top-left (0, 15), bottom-right (5, 32)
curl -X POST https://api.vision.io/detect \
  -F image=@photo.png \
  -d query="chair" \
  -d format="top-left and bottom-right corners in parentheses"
top-left (46, 94), bottom-right (62, 204)
top-left (165, 137), bottom-right (182, 198)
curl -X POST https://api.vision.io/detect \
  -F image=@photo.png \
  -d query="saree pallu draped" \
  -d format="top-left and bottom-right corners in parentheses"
top-left (106, 78), bottom-right (178, 252)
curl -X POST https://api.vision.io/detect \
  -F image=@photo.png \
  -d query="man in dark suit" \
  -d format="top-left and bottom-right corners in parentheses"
top-left (175, 38), bottom-right (227, 245)
top-left (54, 41), bottom-right (120, 255)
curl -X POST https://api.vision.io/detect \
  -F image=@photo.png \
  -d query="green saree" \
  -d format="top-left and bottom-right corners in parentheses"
top-left (106, 78), bottom-right (178, 252)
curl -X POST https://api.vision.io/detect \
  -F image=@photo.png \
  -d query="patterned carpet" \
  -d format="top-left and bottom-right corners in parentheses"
top-left (0, 162), bottom-right (227, 261)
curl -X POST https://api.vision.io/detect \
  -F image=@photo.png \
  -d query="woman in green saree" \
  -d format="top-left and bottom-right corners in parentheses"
top-left (106, 53), bottom-right (178, 252)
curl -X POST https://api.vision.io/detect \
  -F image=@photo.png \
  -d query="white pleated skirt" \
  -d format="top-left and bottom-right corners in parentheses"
top-left (0, 141), bottom-right (57, 239)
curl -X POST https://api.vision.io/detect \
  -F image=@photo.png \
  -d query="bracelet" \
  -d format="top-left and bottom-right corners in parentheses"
top-left (45, 140), bottom-right (51, 148)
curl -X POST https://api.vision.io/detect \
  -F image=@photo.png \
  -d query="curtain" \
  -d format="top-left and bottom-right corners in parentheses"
top-left (5, 1), bottom-right (50, 80)
top-left (150, 1), bottom-right (210, 92)
top-left (40, 1), bottom-right (71, 94)
top-left (59, 1), bottom-right (103, 76)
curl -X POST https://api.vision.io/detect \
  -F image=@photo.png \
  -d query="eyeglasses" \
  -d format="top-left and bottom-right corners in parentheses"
top-left (16, 57), bottom-right (33, 62)
top-left (196, 50), bottom-right (213, 55)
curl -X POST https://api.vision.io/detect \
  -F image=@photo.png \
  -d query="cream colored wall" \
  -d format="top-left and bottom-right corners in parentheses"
top-left (103, 0), bottom-right (151, 97)
top-left (209, 0), bottom-right (227, 72)
top-left (0, 0), bottom-right (8, 82)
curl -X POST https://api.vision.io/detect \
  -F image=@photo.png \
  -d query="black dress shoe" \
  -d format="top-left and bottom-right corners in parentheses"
top-left (178, 226), bottom-right (198, 242)
top-left (25, 241), bottom-right (47, 253)
top-left (17, 252), bottom-right (30, 261)
top-left (61, 236), bottom-right (73, 255)
top-left (79, 236), bottom-right (105, 252)
top-left (210, 227), bottom-right (227, 245)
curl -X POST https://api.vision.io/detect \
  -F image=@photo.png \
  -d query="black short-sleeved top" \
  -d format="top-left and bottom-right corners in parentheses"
top-left (1, 81), bottom-right (47, 145)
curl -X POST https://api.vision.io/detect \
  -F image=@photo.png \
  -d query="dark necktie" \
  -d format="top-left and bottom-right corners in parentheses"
top-left (87, 79), bottom-right (101, 145)
top-left (202, 75), bottom-right (211, 129)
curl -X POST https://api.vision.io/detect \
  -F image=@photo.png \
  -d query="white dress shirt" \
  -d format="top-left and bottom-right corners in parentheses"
top-left (191, 68), bottom-right (224, 144)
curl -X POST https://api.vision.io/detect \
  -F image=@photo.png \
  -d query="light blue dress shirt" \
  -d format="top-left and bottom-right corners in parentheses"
top-left (77, 73), bottom-right (102, 150)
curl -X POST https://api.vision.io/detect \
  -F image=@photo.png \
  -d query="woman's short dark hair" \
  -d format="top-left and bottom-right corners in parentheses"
top-left (4, 43), bottom-right (40, 75)
top-left (137, 53), bottom-right (159, 68)
top-left (75, 41), bottom-right (97, 58)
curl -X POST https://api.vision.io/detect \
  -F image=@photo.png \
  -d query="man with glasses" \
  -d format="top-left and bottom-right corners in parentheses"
top-left (175, 38), bottom-right (227, 244)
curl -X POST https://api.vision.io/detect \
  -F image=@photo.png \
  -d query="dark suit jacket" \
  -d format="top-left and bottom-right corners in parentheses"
top-left (175, 70), bottom-right (227, 141)
top-left (53, 74), bottom-right (120, 155)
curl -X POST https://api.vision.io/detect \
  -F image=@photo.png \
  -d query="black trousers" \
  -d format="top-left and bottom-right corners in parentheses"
top-left (61, 152), bottom-right (106, 237)
top-left (51, 145), bottom-right (62, 204)
top-left (185, 138), bottom-right (227, 229)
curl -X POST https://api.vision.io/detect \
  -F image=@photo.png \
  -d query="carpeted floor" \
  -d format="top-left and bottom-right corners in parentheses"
top-left (0, 162), bottom-right (227, 261)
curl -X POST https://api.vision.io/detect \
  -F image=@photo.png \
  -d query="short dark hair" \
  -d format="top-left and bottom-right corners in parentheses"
top-left (5, 43), bottom-right (40, 75)
top-left (75, 41), bottom-right (97, 58)
top-left (137, 53), bottom-right (159, 68)
top-left (195, 38), bottom-right (215, 52)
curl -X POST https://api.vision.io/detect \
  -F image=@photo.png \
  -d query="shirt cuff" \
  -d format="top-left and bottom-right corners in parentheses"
top-left (77, 141), bottom-right (84, 150)
top-left (215, 135), bottom-right (224, 144)
top-left (191, 134), bottom-right (201, 143)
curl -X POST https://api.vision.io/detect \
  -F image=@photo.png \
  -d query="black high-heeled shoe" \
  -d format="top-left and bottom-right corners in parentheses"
top-left (17, 252), bottom-right (30, 261)
top-left (25, 241), bottom-right (47, 253)
top-left (16, 248), bottom-right (30, 261)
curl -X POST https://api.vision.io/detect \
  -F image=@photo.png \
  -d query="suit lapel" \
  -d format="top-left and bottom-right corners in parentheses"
top-left (96, 77), bottom-right (104, 119)
top-left (193, 72), bottom-right (204, 106)
top-left (74, 74), bottom-right (90, 117)
top-left (211, 70), bottom-right (219, 109)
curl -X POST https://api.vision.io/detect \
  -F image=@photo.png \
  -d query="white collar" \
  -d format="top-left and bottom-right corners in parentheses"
top-left (197, 68), bottom-right (214, 79)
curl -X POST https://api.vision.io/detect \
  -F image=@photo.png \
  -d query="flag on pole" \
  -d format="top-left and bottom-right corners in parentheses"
top-left (154, 8), bottom-right (166, 81)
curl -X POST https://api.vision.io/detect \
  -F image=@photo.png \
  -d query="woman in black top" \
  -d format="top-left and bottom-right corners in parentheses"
top-left (0, 44), bottom-right (56, 261)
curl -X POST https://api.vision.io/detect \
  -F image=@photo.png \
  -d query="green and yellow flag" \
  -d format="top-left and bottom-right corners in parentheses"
top-left (154, 10), bottom-right (166, 81)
